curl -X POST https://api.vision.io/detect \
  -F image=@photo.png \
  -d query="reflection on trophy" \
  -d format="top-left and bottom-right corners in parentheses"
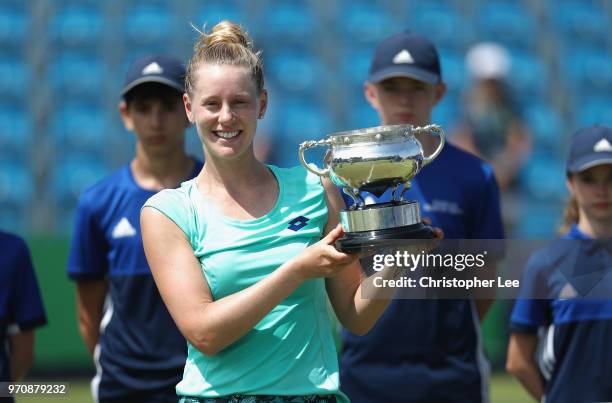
top-left (299, 124), bottom-right (445, 253)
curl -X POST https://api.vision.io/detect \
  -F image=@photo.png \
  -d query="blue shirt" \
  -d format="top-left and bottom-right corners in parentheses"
top-left (340, 144), bottom-right (504, 403)
top-left (0, 231), bottom-right (47, 385)
top-left (510, 225), bottom-right (612, 403)
top-left (67, 161), bottom-right (202, 400)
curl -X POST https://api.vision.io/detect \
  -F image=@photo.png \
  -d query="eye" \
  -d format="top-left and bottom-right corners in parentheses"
top-left (162, 100), bottom-right (180, 111)
top-left (579, 174), bottom-right (594, 184)
top-left (381, 85), bottom-right (398, 93)
top-left (133, 103), bottom-right (151, 113)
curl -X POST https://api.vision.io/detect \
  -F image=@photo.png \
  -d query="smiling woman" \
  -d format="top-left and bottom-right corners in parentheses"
top-left (185, 63), bottom-right (265, 162)
top-left (138, 20), bottom-right (428, 403)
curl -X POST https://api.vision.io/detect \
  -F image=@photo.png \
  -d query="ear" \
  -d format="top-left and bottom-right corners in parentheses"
top-left (118, 101), bottom-right (134, 131)
top-left (257, 89), bottom-right (268, 119)
top-left (183, 93), bottom-right (195, 124)
top-left (431, 82), bottom-right (447, 107)
top-left (566, 176), bottom-right (576, 197)
top-left (364, 82), bottom-right (379, 110)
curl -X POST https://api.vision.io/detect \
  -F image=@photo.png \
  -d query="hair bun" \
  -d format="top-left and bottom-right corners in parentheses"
top-left (206, 21), bottom-right (253, 50)
top-left (186, 20), bottom-right (264, 95)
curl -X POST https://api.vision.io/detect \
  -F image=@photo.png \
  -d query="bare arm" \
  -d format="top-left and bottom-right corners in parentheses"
top-left (9, 331), bottom-right (34, 381)
top-left (75, 280), bottom-right (107, 355)
top-left (473, 260), bottom-right (499, 321)
top-left (322, 180), bottom-right (387, 335)
top-left (506, 332), bottom-right (544, 401)
top-left (322, 179), bottom-right (442, 335)
top-left (141, 207), bottom-right (357, 356)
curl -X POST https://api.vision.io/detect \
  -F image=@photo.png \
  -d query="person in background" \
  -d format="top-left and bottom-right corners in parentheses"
top-left (339, 30), bottom-right (504, 403)
top-left (507, 125), bottom-right (612, 403)
top-left (0, 230), bottom-right (47, 402)
top-left (451, 43), bottom-right (532, 236)
top-left (67, 54), bottom-right (202, 403)
top-left (452, 42), bottom-right (532, 192)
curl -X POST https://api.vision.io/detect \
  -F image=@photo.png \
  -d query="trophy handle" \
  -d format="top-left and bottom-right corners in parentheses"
top-left (298, 139), bottom-right (333, 177)
top-left (418, 125), bottom-right (446, 166)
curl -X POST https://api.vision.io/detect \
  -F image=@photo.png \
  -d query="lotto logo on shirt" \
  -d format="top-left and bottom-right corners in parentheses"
top-left (287, 216), bottom-right (309, 231)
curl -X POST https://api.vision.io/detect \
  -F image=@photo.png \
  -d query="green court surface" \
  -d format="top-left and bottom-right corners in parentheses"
top-left (16, 373), bottom-right (533, 403)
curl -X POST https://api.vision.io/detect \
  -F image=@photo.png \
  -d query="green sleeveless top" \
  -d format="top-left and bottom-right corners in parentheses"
top-left (143, 165), bottom-right (348, 402)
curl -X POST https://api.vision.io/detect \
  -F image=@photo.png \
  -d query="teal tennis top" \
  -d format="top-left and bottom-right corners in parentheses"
top-left (143, 165), bottom-right (347, 401)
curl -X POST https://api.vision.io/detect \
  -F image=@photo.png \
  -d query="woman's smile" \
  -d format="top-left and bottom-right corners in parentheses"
top-left (213, 130), bottom-right (241, 139)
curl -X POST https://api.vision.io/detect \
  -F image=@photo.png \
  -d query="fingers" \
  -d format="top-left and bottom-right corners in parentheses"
top-left (421, 217), bottom-right (443, 240)
top-left (324, 243), bottom-right (357, 264)
top-left (322, 223), bottom-right (345, 245)
top-left (432, 227), bottom-right (444, 239)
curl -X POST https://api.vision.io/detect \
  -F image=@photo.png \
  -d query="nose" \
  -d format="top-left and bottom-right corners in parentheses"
top-left (149, 104), bottom-right (164, 128)
top-left (219, 103), bottom-right (234, 124)
top-left (597, 182), bottom-right (611, 196)
top-left (394, 90), bottom-right (413, 107)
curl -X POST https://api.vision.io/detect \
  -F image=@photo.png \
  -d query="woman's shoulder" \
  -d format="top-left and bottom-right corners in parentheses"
top-left (143, 179), bottom-right (198, 218)
top-left (271, 164), bottom-right (323, 187)
top-left (142, 179), bottom-right (202, 239)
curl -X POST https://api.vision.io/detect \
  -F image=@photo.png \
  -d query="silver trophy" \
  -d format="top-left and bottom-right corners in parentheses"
top-left (299, 124), bottom-right (445, 253)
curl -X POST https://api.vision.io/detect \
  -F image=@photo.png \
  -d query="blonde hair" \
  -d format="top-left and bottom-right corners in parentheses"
top-left (186, 20), bottom-right (264, 95)
top-left (559, 195), bottom-right (579, 234)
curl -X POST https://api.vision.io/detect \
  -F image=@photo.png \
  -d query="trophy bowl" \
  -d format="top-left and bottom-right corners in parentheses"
top-left (299, 124), bottom-right (445, 253)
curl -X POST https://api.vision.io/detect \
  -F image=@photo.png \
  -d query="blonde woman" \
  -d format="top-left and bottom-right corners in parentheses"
top-left (141, 21), bottom-right (439, 403)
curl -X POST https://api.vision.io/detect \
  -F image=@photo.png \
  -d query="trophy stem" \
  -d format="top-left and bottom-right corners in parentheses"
top-left (342, 188), bottom-right (364, 210)
top-left (399, 182), bottom-right (411, 202)
top-left (391, 184), bottom-right (399, 201)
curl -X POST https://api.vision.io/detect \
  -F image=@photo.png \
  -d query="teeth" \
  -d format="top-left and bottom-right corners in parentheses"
top-left (216, 131), bottom-right (240, 139)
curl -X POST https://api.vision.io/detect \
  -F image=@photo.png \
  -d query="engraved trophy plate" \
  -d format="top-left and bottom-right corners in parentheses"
top-left (299, 124), bottom-right (445, 253)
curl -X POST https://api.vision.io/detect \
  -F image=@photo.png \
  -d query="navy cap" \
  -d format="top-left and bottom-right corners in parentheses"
top-left (121, 54), bottom-right (186, 97)
top-left (368, 30), bottom-right (441, 84)
top-left (566, 125), bottom-right (612, 173)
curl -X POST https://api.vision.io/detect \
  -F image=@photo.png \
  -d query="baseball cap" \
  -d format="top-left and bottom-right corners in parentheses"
top-left (566, 125), bottom-right (612, 173)
top-left (368, 30), bottom-right (441, 84)
top-left (121, 54), bottom-right (186, 98)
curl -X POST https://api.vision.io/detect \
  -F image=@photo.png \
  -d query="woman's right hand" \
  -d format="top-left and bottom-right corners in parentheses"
top-left (291, 224), bottom-right (359, 280)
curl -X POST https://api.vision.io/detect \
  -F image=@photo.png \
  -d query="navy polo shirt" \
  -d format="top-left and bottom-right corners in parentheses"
top-left (0, 231), bottom-right (47, 386)
top-left (340, 144), bottom-right (504, 403)
top-left (510, 225), bottom-right (612, 403)
top-left (67, 161), bottom-right (201, 401)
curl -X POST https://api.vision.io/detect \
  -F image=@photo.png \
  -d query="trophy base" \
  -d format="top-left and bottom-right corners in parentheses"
top-left (335, 222), bottom-right (435, 254)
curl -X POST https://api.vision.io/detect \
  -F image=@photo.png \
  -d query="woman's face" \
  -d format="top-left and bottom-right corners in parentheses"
top-left (184, 64), bottom-right (267, 161)
top-left (567, 164), bottom-right (612, 222)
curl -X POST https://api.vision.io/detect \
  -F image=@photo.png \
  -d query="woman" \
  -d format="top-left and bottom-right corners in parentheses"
top-left (141, 21), bottom-right (436, 402)
top-left (506, 125), bottom-right (612, 402)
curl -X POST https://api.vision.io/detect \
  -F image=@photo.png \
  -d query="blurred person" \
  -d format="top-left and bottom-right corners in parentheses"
top-left (140, 21), bottom-right (440, 403)
top-left (67, 54), bottom-right (203, 403)
top-left (339, 30), bottom-right (505, 403)
top-left (452, 43), bottom-right (531, 191)
top-left (507, 125), bottom-right (612, 403)
top-left (0, 230), bottom-right (47, 401)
